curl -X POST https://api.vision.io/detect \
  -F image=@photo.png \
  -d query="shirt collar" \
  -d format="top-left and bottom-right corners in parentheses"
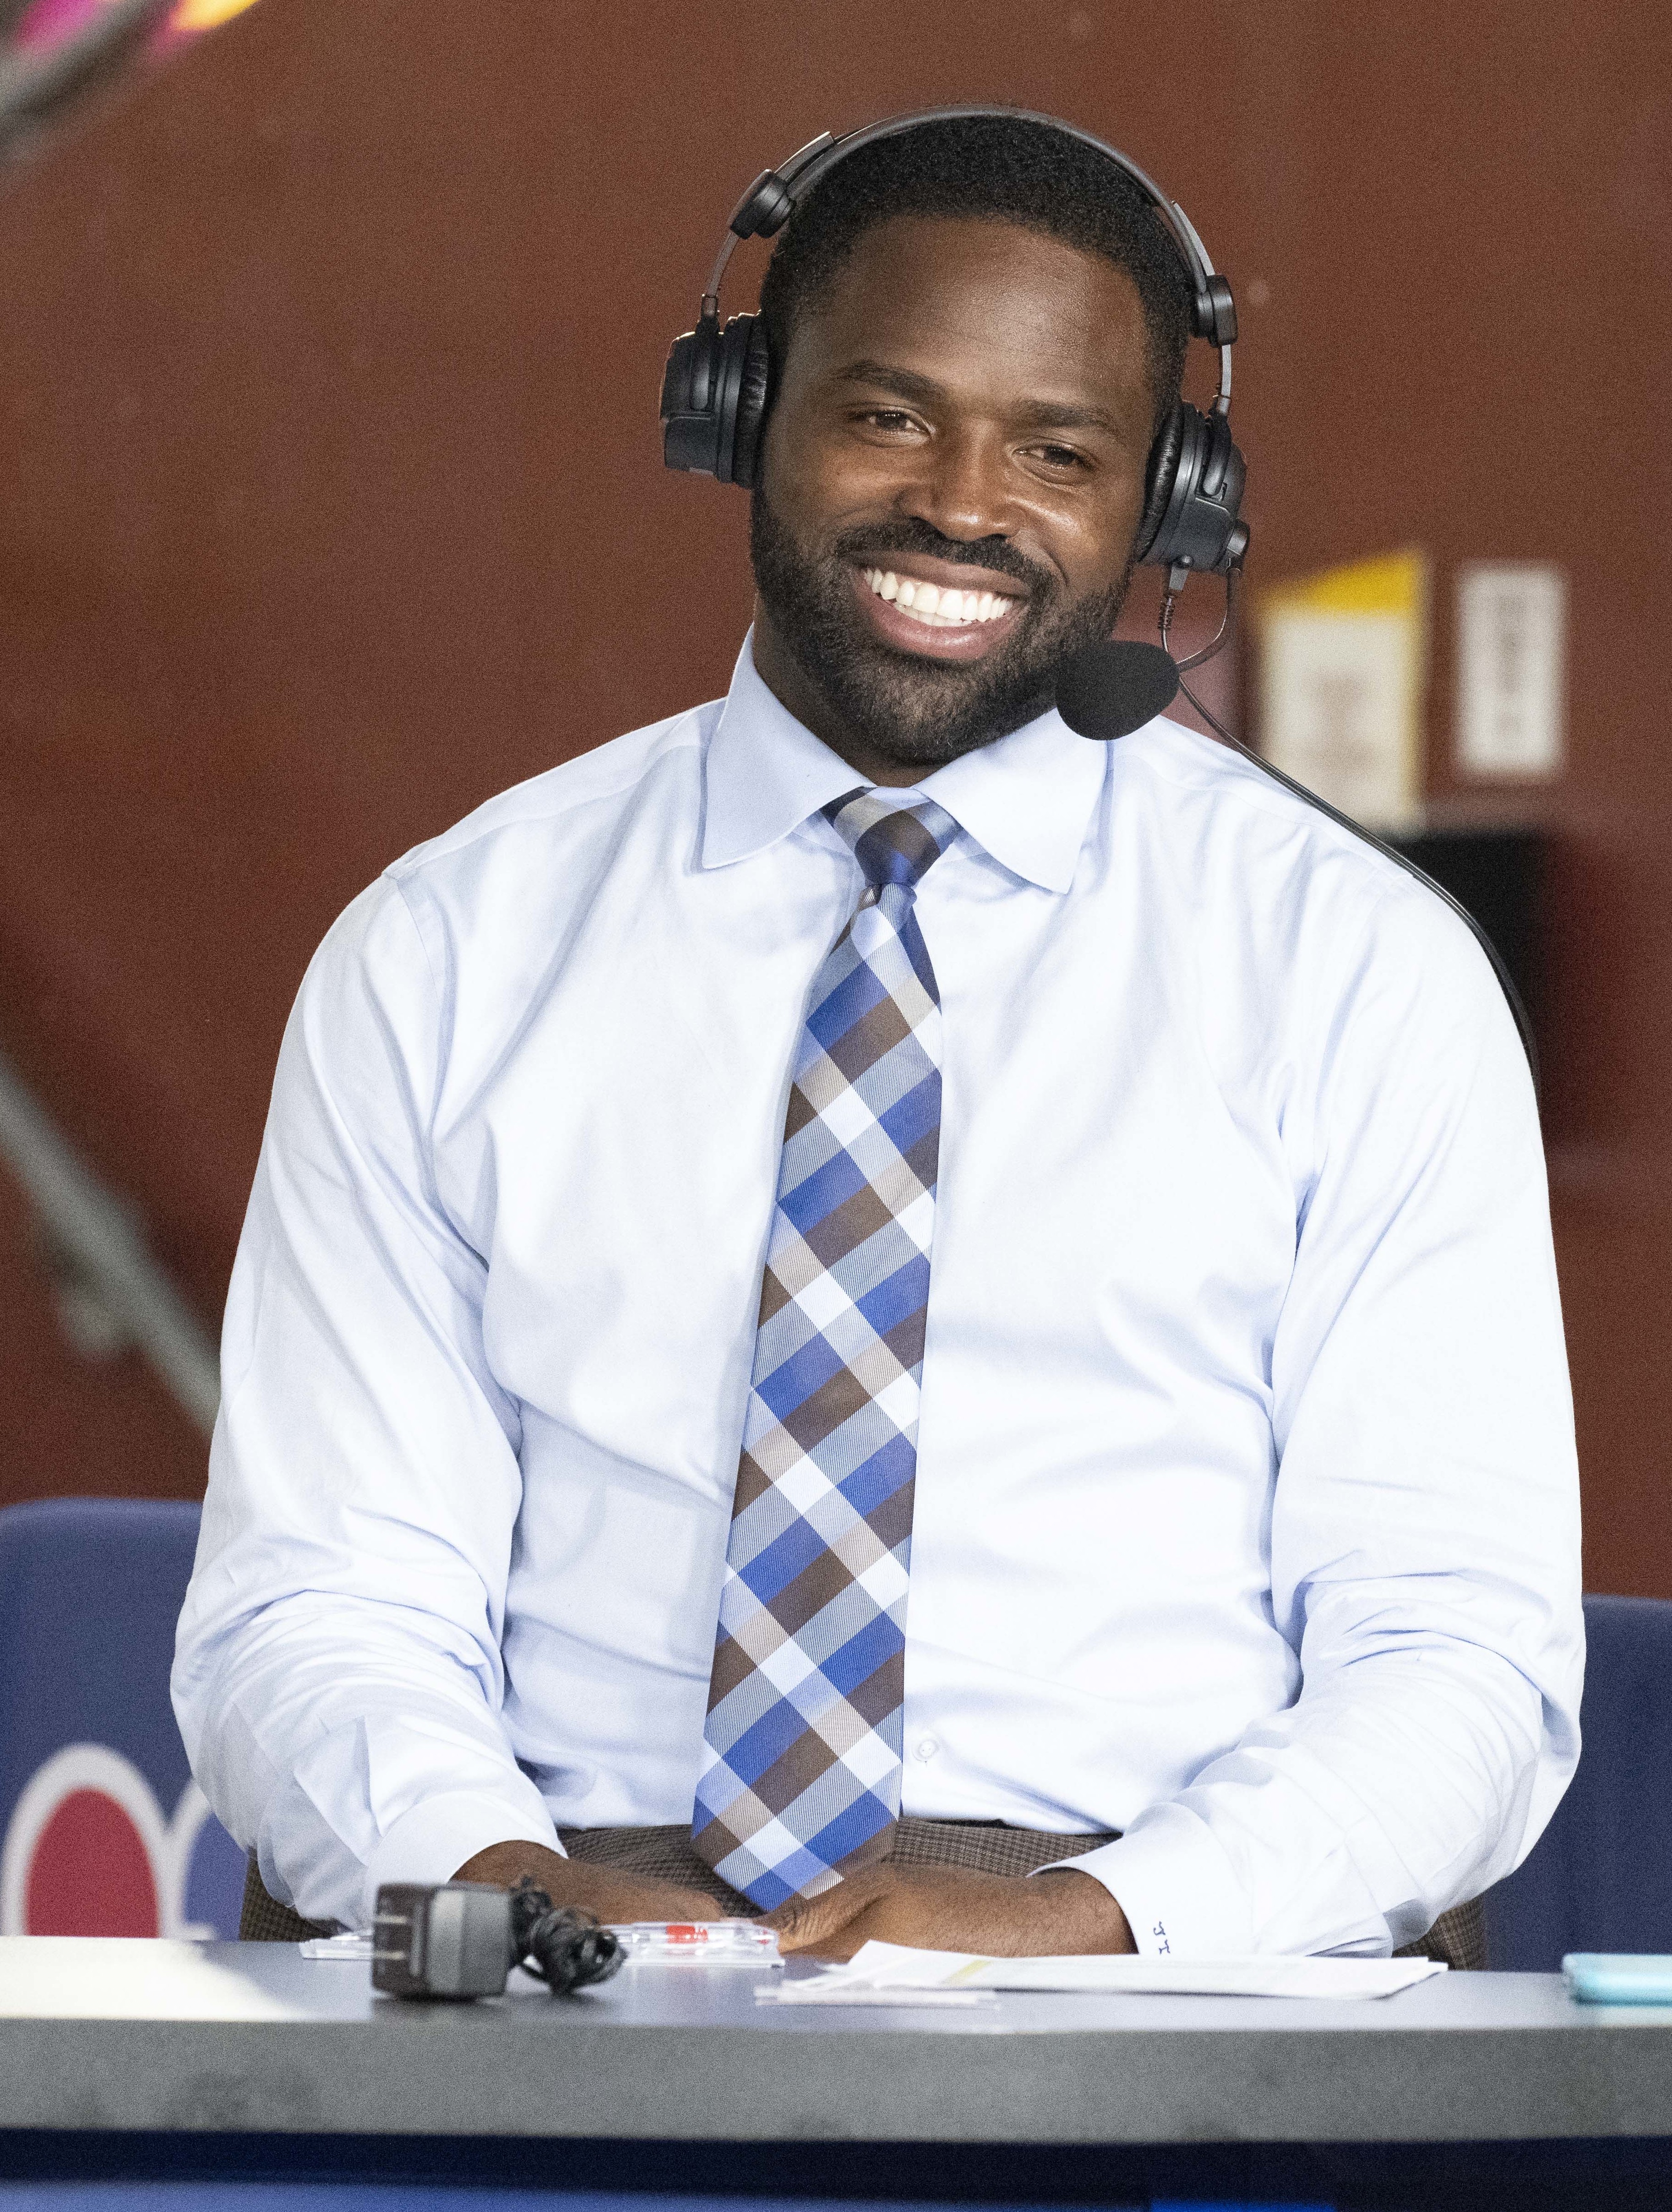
top-left (702, 630), bottom-right (1107, 895)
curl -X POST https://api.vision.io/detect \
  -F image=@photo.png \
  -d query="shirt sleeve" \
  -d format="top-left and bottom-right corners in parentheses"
top-left (172, 875), bottom-right (561, 1930)
top-left (1045, 873), bottom-right (1584, 1957)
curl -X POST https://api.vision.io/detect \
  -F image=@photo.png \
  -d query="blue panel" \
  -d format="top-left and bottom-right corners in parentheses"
top-left (1485, 1593), bottom-right (1672, 1969)
top-left (0, 2195), bottom-right (1331, 2212)
top-left (0, 1499), bottom-right (203, 1838)
top-left (182, 1810), bottom-right (247, 1940)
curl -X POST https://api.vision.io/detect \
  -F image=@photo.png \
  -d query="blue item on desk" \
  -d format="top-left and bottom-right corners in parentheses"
top-left (1564, 1952), bottom-right (1672, 2004)
top-left (0, 1498), bottom-right (244, 1939)
top-left (1486, 1593), bottom-right (1672, 1969)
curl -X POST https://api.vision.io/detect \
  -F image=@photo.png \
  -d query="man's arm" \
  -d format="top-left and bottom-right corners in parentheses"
top-left (1042, 877), bottom-right (1583, 1958)
top-left (454, 1842), bottom-right (721, 1923)
top-left (764, 1863), bottom-right (1133, 1959)
top-left (174, 876), bottom-right (726, 1929)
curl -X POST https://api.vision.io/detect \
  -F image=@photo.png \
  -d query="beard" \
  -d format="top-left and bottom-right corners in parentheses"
top-left (750, 488), bottom-right (1133, 773)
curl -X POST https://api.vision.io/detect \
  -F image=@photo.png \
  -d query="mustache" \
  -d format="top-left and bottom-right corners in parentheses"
top-left (830, 520), bottom-right (1053, 598)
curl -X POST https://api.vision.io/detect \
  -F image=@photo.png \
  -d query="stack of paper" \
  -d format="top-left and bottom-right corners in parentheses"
top-left (759, 1940), bottom-right (1446, 2006)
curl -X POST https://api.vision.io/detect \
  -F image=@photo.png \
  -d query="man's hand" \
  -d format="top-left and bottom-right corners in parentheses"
top-left (765, 1863), bottom-right (1136, 1962)
top-left (453, 1840), bottom-right (726, 1926)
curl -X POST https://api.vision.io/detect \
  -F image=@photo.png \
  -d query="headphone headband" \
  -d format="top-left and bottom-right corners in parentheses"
top-left (711, 107), bottom-right (1236, 412)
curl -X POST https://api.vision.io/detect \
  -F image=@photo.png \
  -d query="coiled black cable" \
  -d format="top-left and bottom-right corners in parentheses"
top-left (508, 1878), bottom-right (625, 1996)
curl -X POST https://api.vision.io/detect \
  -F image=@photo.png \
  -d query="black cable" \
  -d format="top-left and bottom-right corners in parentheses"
top-left (1168, 566), bottom-right (1240, 672)
top-left (1161, 584), bottom-right (1539, 1085)
top-left (508, 1879), bottom-right (624, 1997)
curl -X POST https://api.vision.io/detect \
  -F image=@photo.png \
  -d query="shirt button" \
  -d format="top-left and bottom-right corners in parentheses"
top-left (914, 1736), bottom-right (940, 1763)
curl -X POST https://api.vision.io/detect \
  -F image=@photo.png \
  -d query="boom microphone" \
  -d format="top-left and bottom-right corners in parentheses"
top-left (1054, 642), bottom-right (1181, 741)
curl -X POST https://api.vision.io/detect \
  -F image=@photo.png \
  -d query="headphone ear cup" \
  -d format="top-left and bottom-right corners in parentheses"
top-left (1134, 405), bottom-right (1186, 565)
top-left (723, 317), bottom-right (774, 490)
top-left (1136, 403), bottom-right (1248, 575)
top-left (661, 312), bottom-right (773, 485)
top-left (661, 317), bottom-right (725, 475)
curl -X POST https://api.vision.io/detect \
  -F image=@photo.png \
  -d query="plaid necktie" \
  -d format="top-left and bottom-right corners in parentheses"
top-left (692, 789), bottom-right (958, 1909)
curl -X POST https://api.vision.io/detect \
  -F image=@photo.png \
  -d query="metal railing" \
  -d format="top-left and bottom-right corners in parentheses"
top-left (0, 1045), bottom-right (219, 1434)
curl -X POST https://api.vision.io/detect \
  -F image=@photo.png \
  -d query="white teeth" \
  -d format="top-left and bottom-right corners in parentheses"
top-left (860, 567), bottom-right (1018, 625)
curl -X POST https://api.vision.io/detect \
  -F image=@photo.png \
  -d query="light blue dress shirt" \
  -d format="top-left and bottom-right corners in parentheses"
top-left (174, 636), bottom-right (1583, 1951)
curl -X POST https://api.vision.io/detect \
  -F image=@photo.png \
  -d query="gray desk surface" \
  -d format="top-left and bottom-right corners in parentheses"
top-left (2, 1944), bottom-right (1670, 2147)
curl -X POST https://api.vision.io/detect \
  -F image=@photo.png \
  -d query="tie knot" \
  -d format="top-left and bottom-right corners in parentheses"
top-left (823, 790), bottom-right (957, 895)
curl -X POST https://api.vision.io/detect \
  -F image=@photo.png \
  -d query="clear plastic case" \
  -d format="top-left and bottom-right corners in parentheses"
top-left (606, 1919), bottom-right (782, 1967)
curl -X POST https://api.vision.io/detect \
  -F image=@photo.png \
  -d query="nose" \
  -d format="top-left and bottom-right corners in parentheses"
top-left (896, 421), bottom-right (1017, 544)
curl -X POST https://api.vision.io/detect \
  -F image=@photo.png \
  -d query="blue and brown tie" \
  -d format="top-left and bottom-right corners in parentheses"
top-left (692, 790), bottom-right (957, 1909)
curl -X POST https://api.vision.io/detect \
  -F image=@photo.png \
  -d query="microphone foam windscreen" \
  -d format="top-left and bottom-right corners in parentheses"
top-left (1055, 642), bottom-right (1181, 741)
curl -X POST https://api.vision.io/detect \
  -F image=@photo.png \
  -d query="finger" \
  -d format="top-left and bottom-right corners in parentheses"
top-left (783, 1900), bottom-right (886, 1962)
top-left (767, 1869), bottom-right (888, 1953)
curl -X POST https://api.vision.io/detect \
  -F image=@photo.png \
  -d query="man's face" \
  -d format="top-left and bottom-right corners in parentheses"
top-left (752, 215), bottom-right (1158, 773)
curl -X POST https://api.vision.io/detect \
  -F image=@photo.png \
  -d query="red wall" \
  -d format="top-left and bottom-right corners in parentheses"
top-left (0, 0), bottom-right (1668, 1587)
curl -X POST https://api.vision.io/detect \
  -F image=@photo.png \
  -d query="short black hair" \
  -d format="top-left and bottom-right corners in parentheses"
top-left (757, 113), bottom-right (1195, 434)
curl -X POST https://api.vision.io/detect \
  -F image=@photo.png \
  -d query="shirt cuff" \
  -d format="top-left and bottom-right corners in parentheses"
top-left (1034, 1803), bottom-right (1255, 1958)
top-left (359, 1788), bottom-right (562, 1927)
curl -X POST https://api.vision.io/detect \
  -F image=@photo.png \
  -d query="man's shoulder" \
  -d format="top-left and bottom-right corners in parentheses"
top-left (1119, 715), bottom-right (1509, 1036)
top-left (299, 699), bottom-right (719, 1009)
top-left (1122, 714), bottom-right (1405, 883)
top-left (386, 698), bottom-right (718, 894)
top-left (1123, 714), bottom-right (1465, 934)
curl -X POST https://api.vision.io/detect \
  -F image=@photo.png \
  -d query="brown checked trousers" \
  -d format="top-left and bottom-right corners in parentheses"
top-left (238, 1819), bottom-right (1486, 1969)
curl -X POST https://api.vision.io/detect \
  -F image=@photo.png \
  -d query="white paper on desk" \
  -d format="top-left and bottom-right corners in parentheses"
top-left (0, 1937), bottom-right (301, 2020)
top-left (817, 1941), bottom-right (1446, 2001)
top-left (757, 1983), bottom-right (997, 2008)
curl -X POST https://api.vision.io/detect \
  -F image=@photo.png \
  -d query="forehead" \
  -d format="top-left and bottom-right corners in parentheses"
top-left (789, 214), bottom-right (1152, 408)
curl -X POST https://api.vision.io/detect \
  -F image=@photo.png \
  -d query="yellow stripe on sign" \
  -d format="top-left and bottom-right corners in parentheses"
top-left (1260, 547), bottom-right (1428, 621)
top-left (944, 1957), bottom-right (995, 1985)
top-left (170, 0), bottom-right (259, 29)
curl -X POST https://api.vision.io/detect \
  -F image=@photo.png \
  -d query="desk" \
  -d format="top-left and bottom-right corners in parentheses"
top-left (0, 1945), bottom-right (1670, 2207)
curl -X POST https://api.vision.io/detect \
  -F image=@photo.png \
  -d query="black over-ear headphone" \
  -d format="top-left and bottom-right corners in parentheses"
top-left (660, 106), bottom-right (1249, 583)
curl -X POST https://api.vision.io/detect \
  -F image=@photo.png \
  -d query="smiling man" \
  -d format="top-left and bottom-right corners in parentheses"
top-left (175, 113), bottom-right (1582, 1965)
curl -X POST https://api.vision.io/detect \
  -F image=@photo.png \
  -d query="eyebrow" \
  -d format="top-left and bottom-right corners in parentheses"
top-left (832, 360), bottom-right (1124, 436)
